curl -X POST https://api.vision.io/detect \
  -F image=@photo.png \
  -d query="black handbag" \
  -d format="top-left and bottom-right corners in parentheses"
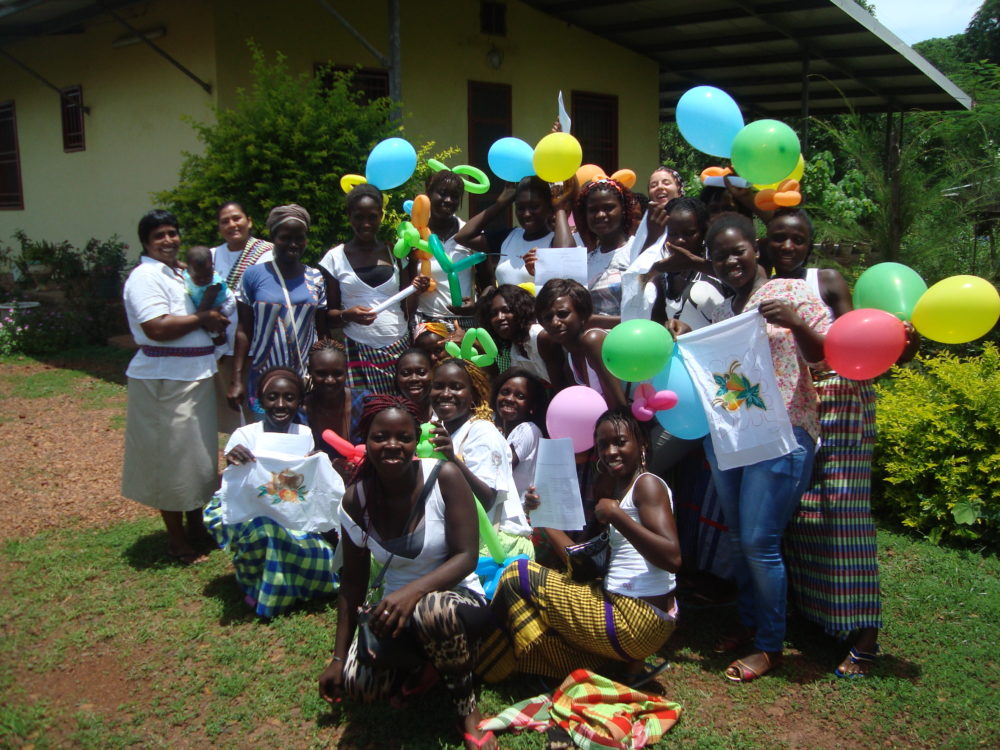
top-left (356, 461), bottom-right (443, 671)
top-left (565, 530), bottom-right (611, 583)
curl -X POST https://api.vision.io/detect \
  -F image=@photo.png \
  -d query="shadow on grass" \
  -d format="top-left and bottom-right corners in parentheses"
top-left (202, 572), bottom-right (259, 626)
top-left (42, 345), bottom-right (132, 387)
top-left (316, 688), bottom-right (465, 749)
top-left (122, 529), bottom-right (176, 570)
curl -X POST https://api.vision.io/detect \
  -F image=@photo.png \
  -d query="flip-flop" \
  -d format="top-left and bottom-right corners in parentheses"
top-left (626, 659), bottom-right (671, 689)
top-left (463, 729), bottom-right (495, 749)
top-left (835, 646), bottom-right (879, 679)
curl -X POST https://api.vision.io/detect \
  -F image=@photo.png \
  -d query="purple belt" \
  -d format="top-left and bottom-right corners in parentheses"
top-left (140, 345), bottom-right (215, 358)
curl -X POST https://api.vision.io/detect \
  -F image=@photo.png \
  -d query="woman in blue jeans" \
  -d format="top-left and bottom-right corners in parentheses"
top-left (702, 213), bottom-right (831, 682)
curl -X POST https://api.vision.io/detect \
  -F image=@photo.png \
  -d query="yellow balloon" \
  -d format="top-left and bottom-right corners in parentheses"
top-left (517, 282), bottom-right (536, 296)
top-left (911, 275), bottom-right (1000, 344)
top-left (753, 154), bottom-right (805, 191)
top-left (340, 173), bottom-right (367, 194)
top-left (532, 133), bottom-right (583, 183)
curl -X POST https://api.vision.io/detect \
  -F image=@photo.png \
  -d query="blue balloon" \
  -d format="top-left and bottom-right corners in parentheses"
top-left (402, 199), bottom-right (414, 214)
top-left (365, 138), bottom-right (417, 190)
top-left (675, 86), bottom-right (744, 158)
top-left (652, 348), bottom-right (709, 440)
top-left (487, 137), bottom-right (535, 182)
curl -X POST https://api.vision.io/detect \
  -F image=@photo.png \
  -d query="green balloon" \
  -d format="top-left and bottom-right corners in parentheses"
top-left (601, 320), bottom-right (674, 382)
top-left (853, 262), bottom-right (928, 321)
top-left (730, 120), bottom-right (801, 185)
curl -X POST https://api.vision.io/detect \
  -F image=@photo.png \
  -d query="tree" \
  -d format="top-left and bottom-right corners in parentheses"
top-left (965, 0), bottom-right (1000, 64)
top-left (156, 44), bottom-right (398, 261)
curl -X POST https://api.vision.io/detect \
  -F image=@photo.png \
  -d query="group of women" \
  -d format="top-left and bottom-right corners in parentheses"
top-left (121, 161), bottom-right (894, 750)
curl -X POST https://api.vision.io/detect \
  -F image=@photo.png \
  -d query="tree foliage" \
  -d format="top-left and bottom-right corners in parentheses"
top-left (155, 44), bottom-right (398, 262)
top-left (965, 0), bottom-right (1000, 63)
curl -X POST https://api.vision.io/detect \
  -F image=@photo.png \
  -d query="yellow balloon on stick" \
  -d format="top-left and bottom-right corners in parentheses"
top-left (533, 133), bottom-right (583, 182)
top-left (911, 275), bottom-right (1000, 343)
top-left (340, 174), bottom-right (367, 193)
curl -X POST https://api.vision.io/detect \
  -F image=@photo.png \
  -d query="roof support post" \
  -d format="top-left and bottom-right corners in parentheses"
top-left (0, 47), bottom-right (91, 113)
top-left (884, 110), bottom-right (904, 261)
top-left (800, 55), bottom-right (810, 157)
top-left (387, 0), bottom-right (401, 120)
top-left (100, 2), bottom-right (211, 94)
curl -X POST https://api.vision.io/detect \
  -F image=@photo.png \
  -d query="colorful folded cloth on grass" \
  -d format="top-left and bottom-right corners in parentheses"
top-left (479, 667), bottom-right (682, 749)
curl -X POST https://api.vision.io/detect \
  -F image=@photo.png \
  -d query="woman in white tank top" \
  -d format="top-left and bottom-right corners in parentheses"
top-left (320, 185), bottom-right (429, 395)
top-left (478, 410), bottom-right (680, 687)
top-left (319, 396), bottom-right (497, 750)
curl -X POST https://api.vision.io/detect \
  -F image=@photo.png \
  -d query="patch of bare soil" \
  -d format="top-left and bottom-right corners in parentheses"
top-left (0, 393), bottom-right (153, 542)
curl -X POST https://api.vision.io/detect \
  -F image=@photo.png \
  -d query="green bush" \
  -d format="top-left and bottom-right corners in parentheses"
top-left (873, 344), bottom-right (1000, 546)
top-left (156, 44), bottom-right (408, 262)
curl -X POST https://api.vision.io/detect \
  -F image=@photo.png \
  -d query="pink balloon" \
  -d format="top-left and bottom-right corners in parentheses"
top-left (824, 308), bottom-right (906, 380)
top-left (631, 384), bottom-right (679, 421)
top-left (546, 386), bottom-right (608, 453)
top-left (322, 429), bottom-right (366, 464)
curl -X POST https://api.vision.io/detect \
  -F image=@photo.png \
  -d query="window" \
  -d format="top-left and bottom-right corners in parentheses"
top-left (480, 2), bottom-right (507, 36)
top-left (467, 81), bottom-right (512, 227)
top-left (61, 86), bottom-right (85, 152)
top-left (0, 101), bottom-right (23, 210)
top-left (316, 64), bottom-right (390, 103)
top-left (572, 92), bottom-right (618, 173)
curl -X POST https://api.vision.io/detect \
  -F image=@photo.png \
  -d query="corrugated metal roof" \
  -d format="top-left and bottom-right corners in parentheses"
top-left (521, 0), bottom-right (972, 117)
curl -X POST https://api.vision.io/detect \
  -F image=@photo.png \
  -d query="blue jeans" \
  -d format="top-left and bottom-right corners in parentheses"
top-left (704, 427), bottom-right (816, 653)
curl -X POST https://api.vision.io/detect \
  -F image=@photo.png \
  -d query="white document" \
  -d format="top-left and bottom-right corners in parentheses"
top-left (557, 91), bottom-right (572, 134)
top-left (535, 246), bottom-right (588, 289)
top-left (529, 437), bottom-right (585, 531)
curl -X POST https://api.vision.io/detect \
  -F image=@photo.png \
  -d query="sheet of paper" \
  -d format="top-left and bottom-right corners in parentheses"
top-left (529, 437), bottom-right (585, 531)
top-left (557, 91), bottom-right (572, 133)
top-left (535, 246), bottom-right (588, 289)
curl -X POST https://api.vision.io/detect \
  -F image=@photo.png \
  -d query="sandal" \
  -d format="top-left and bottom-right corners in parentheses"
top-left (623, 658), bottom-right (671, 689)
top-left (167, 549), bottom-right (206, 566)
top-left (462, 730), bottom-right (496, 749)
top-left (713, 628), bottom-right (755, 653)
top-left (724, 651), bottom-right (781, 683)
top-left (835, 645), bottom-right (879, 678)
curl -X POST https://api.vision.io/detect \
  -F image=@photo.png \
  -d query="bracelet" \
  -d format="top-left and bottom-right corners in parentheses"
top-left (331, 655), bottom-right (345, 662)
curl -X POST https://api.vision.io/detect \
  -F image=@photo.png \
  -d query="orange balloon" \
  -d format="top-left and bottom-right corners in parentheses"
top-left (755, 189), bottom-right (778, 211)
top-left (700, 166), bottom-right (732, 182)
top-left (575, 163), bottom-right (606, 186)
top-left (419, 226), bottom-right (430, 240)
top-left (411, 194), bottom-right (431, 229)
top-left (773, 190), bottom-right (801, 207)
top-left (609, 168), bottom-right (636, 189)
top-left (778, 179), bottom-right (800, 192)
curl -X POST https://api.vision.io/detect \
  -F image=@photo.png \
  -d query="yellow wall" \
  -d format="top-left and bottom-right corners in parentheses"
top-left (0, 0), bottom-right (216, 254)
top-left (1, 0), bottom-right (659, 256)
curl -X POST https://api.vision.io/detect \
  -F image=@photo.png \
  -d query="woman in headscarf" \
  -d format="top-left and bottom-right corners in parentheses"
top-left (228, 204), bottom-right (329, 415)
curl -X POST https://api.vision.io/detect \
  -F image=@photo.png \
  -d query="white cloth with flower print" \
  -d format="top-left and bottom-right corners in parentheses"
top-left (678, 309), bottom-right (796, 470)
top-left (219, 425), bottom-right (344, 533)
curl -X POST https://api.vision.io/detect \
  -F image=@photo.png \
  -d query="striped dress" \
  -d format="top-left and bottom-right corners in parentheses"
top-left (239, 263), bottom-right (326, 405)
top-left (784, 375), bottom-right (882, 638)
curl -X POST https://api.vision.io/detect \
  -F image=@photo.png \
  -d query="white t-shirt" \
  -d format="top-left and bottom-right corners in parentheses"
top-left (510, 323), bottom-right (550, 383)
top-left (451, 418), bottom-right (531, 538)
top-left (496, 228), bottom-right (554, 287)
top-left (506, 421), bottom-right (542, 504)
top-left (123, 256), bottom-right (218, 381)
top-left (417, 219), bottom-right (477, 319)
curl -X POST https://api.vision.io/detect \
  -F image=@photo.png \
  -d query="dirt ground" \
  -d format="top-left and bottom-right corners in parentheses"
top-left (0, 359), bottom-right (156, 541)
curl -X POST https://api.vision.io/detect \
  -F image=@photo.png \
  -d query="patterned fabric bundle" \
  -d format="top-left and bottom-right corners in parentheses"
top-left (225, 237), bottom-right (272, 288)
top-left (477, 559), bottom-right (674, 682)
top-left (784, 376), bottom-right (882, 637)
top-left (203, 497), bottom-right (337, 618)
top-left (479, 667), bottom-right (682, 749)
top-left (345, 334), bottom-right (411, 394)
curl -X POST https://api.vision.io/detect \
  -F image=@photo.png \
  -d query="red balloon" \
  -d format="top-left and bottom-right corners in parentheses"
top-left (321, 429), bottom-right (366, 464)
top-left (824, 308), bottom-right (906, 380)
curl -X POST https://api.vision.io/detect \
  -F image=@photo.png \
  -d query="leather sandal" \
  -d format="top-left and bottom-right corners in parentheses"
top-left (724, 651), bottom-right (782, 682)
top-left (835, 645), bottom-right (879, 678)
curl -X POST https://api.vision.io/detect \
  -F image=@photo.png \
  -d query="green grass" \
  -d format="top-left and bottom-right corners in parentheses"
top-left (1, 516), bottom-right (997, 749)
top-left (0, 345), bottom-right (130, 408)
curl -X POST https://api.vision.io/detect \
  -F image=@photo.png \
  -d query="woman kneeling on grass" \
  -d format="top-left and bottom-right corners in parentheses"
top-left (204, 367), bottom-right (340, 618)
top-left (319, 395), bottom-right (497, 750)
top-left (477, 409), bottom-right (681, 688)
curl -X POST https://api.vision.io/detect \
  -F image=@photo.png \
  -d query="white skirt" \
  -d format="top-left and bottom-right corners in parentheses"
top-left (121, 377), bottom-right (218, 512)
